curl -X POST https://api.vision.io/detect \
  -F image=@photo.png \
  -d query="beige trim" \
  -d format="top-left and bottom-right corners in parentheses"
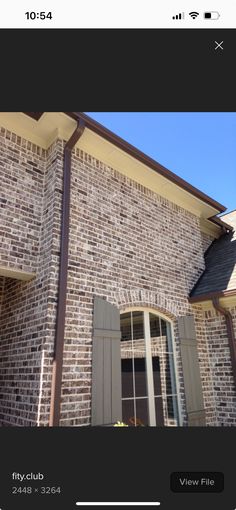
top-left (0, 112), bottom-right (76, 149)
top-left (199, 217), bottom-right (219, 238)
top-left (0, 112), bottom-right (224, 225)
top-left (192, 295), bottom-right (236, 311)
top-left (78, 128), bottom-right (221, 220)
top-left (0, 265), bottom-right (36, 281)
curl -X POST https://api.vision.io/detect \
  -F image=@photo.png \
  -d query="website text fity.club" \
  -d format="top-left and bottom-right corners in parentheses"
top-left (10, 472), bottom-right (61, 496)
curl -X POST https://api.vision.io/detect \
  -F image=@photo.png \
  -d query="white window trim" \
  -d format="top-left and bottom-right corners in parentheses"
top-left (144, 310), bottom-right (156, 426)
top-left (121, 306), bottom-right (183, 426)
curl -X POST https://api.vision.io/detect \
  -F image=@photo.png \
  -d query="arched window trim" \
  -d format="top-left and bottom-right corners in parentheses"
top-left (120, 307), bottom-right (183, 426)
top-left (121, 306), bottom-right (173, 323)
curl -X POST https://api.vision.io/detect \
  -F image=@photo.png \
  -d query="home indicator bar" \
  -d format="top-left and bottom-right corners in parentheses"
top-left (76, 503), bottom-right (161, 507)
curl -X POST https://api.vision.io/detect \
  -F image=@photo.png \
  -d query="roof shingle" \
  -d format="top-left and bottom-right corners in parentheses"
top-left (190, 211), bottom-right (236, 298)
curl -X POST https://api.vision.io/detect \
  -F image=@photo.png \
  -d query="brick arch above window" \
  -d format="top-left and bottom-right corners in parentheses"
top-left (114, 289), bottom-right (178, 320)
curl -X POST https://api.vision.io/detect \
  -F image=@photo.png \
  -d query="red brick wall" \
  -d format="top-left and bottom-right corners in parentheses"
top-left (203, 307), bottom-right (236, 425)
top-left (60, 145), bottom-right (207, 425)
top-left (0, 127), bottom-right (45, 272)
top-left (201, 231), bottom-right (215, 255)
top-left (0, 132), bottom-right (61, 425)
top-left (0, 129), bottom-right (235, 427)
top-left (193, 305), bottom-right (218, 425)
top-left (0, 128), bottom-right (46, 424)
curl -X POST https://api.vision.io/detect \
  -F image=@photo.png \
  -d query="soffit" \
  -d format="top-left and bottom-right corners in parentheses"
top-left (192, 294), bottom-right (236, 311)
top-left (0, 112), bottom-right (223, 226)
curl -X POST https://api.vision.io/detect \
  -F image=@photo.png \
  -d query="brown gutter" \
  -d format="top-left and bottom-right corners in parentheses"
top-left (24, 111), bottom-right (226, 214)
top-left (212, 296), bottom-right (236, 392)
top-left (189, 288), bottom-right (236, 303)
top-left (24, 112), bottom-right (44, 121)
top-left (49, 120), bottom-right (85, 427)
top-left (208, 215), bottom-right (233, 232)
top-left (66, 112), bottom-right (227, 213)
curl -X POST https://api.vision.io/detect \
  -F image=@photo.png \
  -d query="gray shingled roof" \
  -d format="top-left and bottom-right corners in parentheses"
top-left (190, 211), bottom-right (236, 298)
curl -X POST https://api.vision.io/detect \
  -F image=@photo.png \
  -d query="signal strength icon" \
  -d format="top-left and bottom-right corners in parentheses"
top-left (172, 12), bottom-right (185, 20)
top-left (189, 11), bottom-right (199, 19)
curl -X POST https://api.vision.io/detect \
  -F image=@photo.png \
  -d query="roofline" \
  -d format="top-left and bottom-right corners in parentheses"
top-left (25, 112), bottom-right (44, 121)
top-left (66, 112), bottom-right (226, 213)
top-left (220, 208), bottom-right (236, 217)
top-left (24, 111), bottom-right (227, 213)
top-left (189, 288), bottom-right (236, 303)
top-left (208, 215), bottom-right (233, 231)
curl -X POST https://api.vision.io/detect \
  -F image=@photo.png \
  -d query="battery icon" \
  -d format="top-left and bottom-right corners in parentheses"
top-left (204, 11), bottom-right (220, 19)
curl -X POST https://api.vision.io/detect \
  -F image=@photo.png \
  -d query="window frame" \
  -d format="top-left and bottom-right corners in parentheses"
top-left (120, 306), bottom-right (183, 426)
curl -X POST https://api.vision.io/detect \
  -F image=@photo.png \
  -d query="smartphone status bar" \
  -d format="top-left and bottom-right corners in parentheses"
top-left (0, 0), bottom-right (236, 28)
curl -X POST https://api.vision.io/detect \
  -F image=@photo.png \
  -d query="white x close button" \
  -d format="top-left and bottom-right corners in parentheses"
top-left (214, 40), bottom-right (224, 50)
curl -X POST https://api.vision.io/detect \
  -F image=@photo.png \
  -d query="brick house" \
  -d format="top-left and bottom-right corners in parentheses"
top-left (0, 112), bottom-right (236, 427)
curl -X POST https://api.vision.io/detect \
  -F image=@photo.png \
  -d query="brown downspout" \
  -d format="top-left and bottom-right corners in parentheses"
top-left (49, 120), bottom-right (85, 426)
top-left (212, 296), bottom-right (236, 392)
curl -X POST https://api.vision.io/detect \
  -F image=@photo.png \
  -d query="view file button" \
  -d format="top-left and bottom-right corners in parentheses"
top-left (170, 472), bottom-right (224, 493)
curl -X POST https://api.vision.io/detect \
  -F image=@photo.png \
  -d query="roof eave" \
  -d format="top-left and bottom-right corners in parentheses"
top-left (23, 111), bottom-right (227, 214)
top-left (65, 112), bottom-right (226, 214)
top-left (208, 215), bottom-right (233, 232)
top-left (189, 288), bottom-right (236, 303)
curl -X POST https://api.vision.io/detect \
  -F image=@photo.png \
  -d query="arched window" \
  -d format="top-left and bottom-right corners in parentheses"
top-left (120, 309), bottom-right (179, 426)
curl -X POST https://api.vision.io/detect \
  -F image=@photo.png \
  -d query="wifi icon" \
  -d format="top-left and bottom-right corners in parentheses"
top-left (189, 11), bottom-right (199, 19)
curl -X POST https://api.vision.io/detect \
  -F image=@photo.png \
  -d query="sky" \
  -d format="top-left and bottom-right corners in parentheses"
top-left (86, 112), bottom-right (236, 214)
